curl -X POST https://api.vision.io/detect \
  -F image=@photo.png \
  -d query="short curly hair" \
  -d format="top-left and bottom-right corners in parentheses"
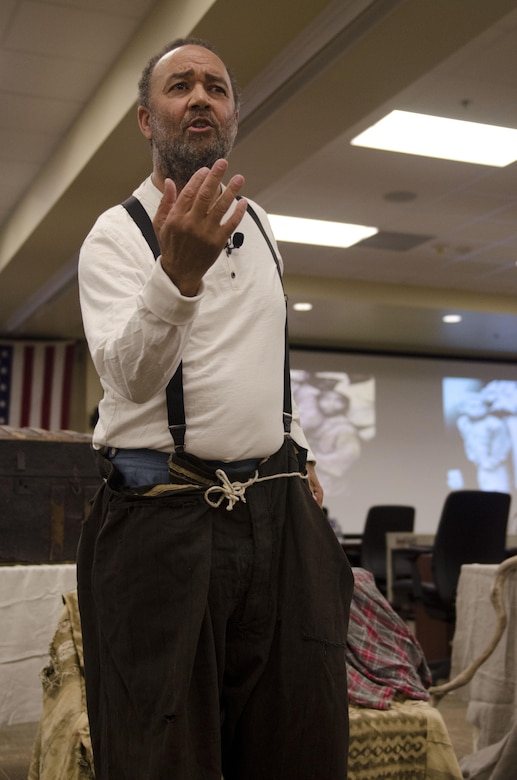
top-left (137, 37), bottom-right (241, 110)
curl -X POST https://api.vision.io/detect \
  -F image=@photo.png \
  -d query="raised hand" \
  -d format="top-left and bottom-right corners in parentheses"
top-left (153, 159), bottom-right (247, 296)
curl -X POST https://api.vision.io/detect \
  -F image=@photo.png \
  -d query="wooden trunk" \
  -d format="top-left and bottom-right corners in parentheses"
top-left (0, 426), bottom-right (101, 563)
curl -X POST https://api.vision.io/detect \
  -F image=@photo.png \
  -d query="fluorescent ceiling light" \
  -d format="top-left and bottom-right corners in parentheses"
top-left (442, 314), bottom-right (462, 324)
top-left (351, 110), bottom-right (517, 167)
top-left (293, 302), bottom-right (313, 312)
top-left (268, 214), bottom-right (377, 248)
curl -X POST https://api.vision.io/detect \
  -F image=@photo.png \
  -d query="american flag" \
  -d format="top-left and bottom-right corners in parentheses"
top-left (0, 341), bottom-right (75, 430)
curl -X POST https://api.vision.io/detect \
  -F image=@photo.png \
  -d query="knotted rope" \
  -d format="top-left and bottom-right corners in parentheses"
top-left (204, 468), bottom-right (308, 510)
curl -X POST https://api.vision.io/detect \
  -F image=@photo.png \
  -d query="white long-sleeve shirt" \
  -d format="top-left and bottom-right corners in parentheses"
top-left (79, 176), bottom-right (312, 462)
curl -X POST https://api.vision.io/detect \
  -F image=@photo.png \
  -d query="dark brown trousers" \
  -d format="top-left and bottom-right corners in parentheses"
top-left (77, 438), bottom-right (353, 779)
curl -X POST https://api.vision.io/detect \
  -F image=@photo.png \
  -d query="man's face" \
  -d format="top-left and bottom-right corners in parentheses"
top-left (139, 45), bottom-right (239, 188)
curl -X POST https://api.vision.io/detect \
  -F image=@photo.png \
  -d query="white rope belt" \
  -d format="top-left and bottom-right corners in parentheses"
top-left (204, 468), bottom-right (308, 511)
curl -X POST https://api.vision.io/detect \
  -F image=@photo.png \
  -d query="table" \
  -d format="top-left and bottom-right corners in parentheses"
top-left (0, 563), bottom-right (77, 725)
top-left (385, 533), bottom-right (517, 605)
top-left (349, 700), bottom-right (462, 779)
top-left (385, 533), bottom-right (434, 603)
top-left (450, 562), bottom-right (517, 750)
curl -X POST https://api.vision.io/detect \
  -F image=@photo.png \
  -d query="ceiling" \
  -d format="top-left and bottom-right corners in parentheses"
top-left (2, 0), bottom-right (517, 360)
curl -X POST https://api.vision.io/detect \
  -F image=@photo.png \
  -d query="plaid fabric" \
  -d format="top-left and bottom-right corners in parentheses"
top-left (346, 568), bottom-right (432, 709)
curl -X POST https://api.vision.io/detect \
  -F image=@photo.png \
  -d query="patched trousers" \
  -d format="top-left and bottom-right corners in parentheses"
top-left (77, 438), bottom-right (354, 779)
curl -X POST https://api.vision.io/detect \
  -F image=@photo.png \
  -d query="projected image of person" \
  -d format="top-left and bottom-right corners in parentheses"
top-left (303, 389), bottom-right (361, 495)
top-left (291, 371), bottom-right (374, 498)
top-left (480, 380), bottom-right (517, 487)
top-left (456, 392), bottom-right (512, 492)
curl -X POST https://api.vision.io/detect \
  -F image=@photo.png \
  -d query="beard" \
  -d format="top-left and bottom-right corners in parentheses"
top-left (149, 112), bottom-right (237, 190)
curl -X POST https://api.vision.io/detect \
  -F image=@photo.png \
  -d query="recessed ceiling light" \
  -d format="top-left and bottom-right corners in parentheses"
top-left (293, 302), bottom-right (313, 312)
top-left (442, 314), bottom-right (462, 324)
top-left (268, 214), bottom-right (377, 248)
top-left (351, 110), bottom-right (517, 167)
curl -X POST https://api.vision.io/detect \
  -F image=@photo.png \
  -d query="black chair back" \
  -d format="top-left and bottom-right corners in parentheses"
top-left (432, 490), bottom-right (511, 610)
top-left (360, 505), bottom-right (415, 590)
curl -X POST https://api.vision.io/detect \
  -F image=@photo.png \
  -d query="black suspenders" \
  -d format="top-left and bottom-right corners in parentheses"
top-left (121, 195), bottom-right (292, 451)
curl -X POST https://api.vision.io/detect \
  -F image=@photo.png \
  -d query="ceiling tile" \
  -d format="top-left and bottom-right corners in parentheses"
top-left (6, 1), bottom-right (141, 62)
top-left (58, 0), bottom-right (157, 17)
top-left (455, 24), bottom-right (517, 90)
top-left (0, 127), bottom-right (56, 163)
top-left (0, 1), bottom-right (15, 37)
top-left (0, 92), bottom-right (80, 132)
top-left (356, 231), bottom-right (435, 252)
top-left (0, 49), bottom-right (106, 100)
top-left (446, 220), bottom-right (517, 243)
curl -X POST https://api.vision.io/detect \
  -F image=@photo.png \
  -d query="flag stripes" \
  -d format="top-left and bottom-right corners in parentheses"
top-left (0, 341), bottom-right (75, 430)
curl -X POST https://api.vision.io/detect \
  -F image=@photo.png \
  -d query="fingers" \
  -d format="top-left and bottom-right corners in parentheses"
top-left (153, 178), bottom-right (177, 233)
top-left (173, 166), bottom-right (211, 216)
top-left (216, 173), bottom-right (246, 216)
top-left (221, 193), bottom-right (248, 235)
top-left (202, 165), bottom-right (247, 237)
top-left (195, 159), bottom-right (230, 213)
top-left (177, 160), bottom-right (245, 223)
top-left (307, 464), bottom-right (324, 507)
top-left (155, 161), bottom-right (247, 273)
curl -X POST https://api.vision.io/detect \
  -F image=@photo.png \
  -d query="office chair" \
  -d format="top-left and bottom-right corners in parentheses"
top-left (411, 489), bottom-right (511, 681)
top-left (359, 505), bottom-right (415, 595)
top-left (417, 490), bottom-right (511, 622)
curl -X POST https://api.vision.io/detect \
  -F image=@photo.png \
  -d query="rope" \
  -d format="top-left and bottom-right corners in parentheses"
top-left (204, 468), bottom-right (308, 511)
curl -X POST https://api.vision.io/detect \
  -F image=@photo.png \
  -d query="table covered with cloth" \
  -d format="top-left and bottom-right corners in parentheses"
top-left (451, 563), bottom-right (517, 749)
top-left (347, 568), bottom-right (462, 779)
top-left (449, 561), bottom-right (517, 779)
top-left (0, 563), bottom-right (78, 726)
top-left (29, 571), bottom-right (462, 780)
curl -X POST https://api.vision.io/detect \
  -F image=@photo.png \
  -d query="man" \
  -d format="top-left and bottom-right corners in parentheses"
top-left (77, 37), bottom-right (353, 780)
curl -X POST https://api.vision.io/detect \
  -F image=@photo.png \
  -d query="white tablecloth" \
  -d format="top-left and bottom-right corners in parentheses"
top-left (0, 563), bottom-right (77, 725)
top-left (451, 563), bottom-right (517, 750)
